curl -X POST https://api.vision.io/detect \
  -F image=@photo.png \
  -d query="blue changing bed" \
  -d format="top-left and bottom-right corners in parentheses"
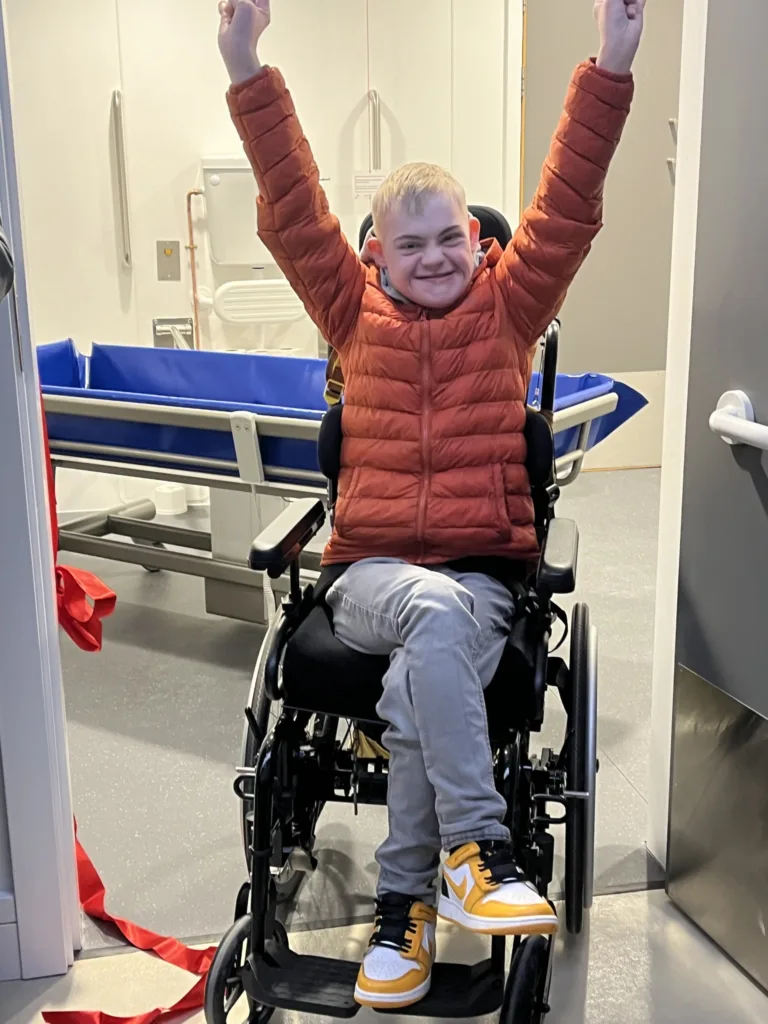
top-left (39, 341), bottom-right (647, 488)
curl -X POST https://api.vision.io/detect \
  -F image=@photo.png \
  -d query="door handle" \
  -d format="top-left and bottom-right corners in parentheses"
top-left (368, 89), bottom-right (382, 172)
top-left (666, 157), bottom-right (676, 185)
top-left (709, 390), bottom-right (768, 450)
top-left (112, 89), bottom-right (132, 269)
top-left (668, 117), bottom-right (678, 143)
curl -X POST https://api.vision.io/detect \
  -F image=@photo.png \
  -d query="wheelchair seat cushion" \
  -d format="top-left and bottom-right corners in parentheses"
top-left (281, 577), bottom-right (539, 741)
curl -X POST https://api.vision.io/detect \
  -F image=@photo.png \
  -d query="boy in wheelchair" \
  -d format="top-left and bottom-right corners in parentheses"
top-left (218, 0), bottom-right (643, 1010)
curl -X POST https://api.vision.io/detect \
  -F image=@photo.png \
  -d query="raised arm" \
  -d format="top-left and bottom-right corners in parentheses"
top-left (219, 1), bottom-right (365, 350)
top-left (498, 0), bottom-right (643, 345)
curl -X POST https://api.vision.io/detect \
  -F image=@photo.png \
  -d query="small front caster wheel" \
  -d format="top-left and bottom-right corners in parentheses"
top-left (204, 915), bottom-right (284, 1024)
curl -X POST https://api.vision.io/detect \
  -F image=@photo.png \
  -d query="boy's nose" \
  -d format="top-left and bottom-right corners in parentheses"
top-left (421, 245), bottom-right (446, 267)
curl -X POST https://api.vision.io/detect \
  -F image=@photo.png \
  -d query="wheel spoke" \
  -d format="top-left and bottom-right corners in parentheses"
top-left (223, 982), bottom-right (244, 1014)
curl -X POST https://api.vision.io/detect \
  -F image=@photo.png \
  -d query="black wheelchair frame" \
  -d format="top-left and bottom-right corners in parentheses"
top-left (204, 214), bottom-right (598, 1024)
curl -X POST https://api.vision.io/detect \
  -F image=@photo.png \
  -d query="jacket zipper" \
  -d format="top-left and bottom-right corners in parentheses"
top-left (416, 311), bottom-right (431, 561)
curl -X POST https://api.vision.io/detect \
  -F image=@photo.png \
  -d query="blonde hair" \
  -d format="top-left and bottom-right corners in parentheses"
top-left (371, 162), bottom-right (467, 235)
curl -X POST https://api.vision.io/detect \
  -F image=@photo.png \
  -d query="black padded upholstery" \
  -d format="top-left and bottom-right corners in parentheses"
top-left (281, 572), bottom-right (538, 743)
top-left (358, 205), bottom-right (513, 253)
top-left (524, 409), bottom-right (554, 489)
top-left (318, 402), bottom-right (343, 481)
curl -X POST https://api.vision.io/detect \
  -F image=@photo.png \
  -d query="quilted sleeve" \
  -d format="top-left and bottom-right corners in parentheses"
top-left (499, 60), bottom-right (634, 346)
top-left (228, 68), bottom-right (366, 350)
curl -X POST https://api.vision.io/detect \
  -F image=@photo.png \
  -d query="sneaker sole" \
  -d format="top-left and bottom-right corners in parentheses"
top-left (354, 976), bottom-right (432, 1009)
top-left (438, 896), bottom-right (559, 936)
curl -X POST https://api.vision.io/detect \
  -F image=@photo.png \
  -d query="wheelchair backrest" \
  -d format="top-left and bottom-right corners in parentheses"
top-left (317, 402), bottom-right (555, 535)
top-left (358, 205), bottom-right (513, 252)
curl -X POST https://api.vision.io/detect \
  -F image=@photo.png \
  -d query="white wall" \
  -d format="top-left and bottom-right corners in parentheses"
top-left (647, 0), bottom-right (710, 866)
top-left (4, 0), bottom-right (138, 351)
top-left (6, 0), bottom-right (524, 357)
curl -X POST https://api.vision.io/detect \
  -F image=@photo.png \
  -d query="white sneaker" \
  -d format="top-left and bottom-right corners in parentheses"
top-left (354, 893), bottom-right (437, 1009)
top-left (438, 841), bottom-right (558, 936)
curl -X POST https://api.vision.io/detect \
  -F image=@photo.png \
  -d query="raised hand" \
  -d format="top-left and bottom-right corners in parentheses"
top-left (218, 0), bottom-right (271, 84)
top-left (594, 0), bottom-right (646, 75)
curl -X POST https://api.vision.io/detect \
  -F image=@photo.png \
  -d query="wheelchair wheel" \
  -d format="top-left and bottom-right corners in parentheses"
top-left (564, 603), bottom-right (597, 935)
top-left (500, 936), bottom-right (549, 1024)
top-left (241, 612), bottom-right (313, 902)
top-left (204, 914), bottom-right (282, 1024)
top-left (241, 614), bottom-right (283, 866)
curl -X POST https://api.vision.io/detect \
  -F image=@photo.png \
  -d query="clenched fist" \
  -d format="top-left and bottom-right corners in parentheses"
top-left (594, 0), bottom-right (646, 75)
top-left (218, 0), bottom-right (271, 84)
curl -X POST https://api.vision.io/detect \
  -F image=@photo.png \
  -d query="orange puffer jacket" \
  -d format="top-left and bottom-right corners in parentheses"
top-left (228, 61), bottom-right (633, 566)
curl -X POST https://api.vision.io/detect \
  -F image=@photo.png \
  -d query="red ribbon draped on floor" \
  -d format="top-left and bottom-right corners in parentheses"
top-left (39, 397), bottom-right (217, 1024)
top-left (41, 828), bottom-right (217, 1024)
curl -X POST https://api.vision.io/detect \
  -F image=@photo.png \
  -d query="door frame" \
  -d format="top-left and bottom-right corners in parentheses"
top-left (647, 0), bottom-right (710, 868)
top-left (0, 1), bottom-right (77, 982)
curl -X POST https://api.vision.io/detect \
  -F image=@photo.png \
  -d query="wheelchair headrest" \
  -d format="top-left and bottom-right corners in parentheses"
top-left (358, 204), bottom-right (513, 253)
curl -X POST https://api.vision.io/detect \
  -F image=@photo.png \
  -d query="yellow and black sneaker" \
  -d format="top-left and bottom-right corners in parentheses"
top-left (354, 893), bottom-right (437, 1009)
top-left (438, 841), bottom-right (558, 936)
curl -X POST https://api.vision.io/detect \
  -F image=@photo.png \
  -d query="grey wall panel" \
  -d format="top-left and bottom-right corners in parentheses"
top-left (677, 0), bottom-right (768, 720)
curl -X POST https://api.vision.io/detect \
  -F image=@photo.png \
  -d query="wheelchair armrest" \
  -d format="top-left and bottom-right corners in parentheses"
top-left (537, 517), bottom-right (578, 594)
top-left (249, 498), bottom-right (326, 579)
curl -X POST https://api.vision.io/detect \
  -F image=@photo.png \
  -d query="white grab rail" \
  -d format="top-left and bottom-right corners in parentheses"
top-left (709, 390), bottom-right (768, 451)
top-left (212, 279), bottom-right (306, 326)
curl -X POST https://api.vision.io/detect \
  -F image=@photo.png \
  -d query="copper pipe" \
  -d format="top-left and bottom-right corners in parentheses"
top-left (185, 188), bottom-right (204, 350)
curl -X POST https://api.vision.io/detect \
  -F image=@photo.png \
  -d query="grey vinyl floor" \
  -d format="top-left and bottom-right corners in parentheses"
top-left (4, 891), bottom-right (767, 1023)
top-left (59, 469), bottom-right (663, 951)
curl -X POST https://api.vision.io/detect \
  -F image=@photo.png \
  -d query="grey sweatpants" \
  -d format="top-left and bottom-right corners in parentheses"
top-left (326, 557), bottom-right (517, 902)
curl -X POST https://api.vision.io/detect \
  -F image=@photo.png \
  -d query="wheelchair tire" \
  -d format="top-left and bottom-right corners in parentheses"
top-left (500, 935), bottom-right (549, 1024)
top-left (241, 614), bottom-right (283, 872)
top-left (565, 603), bottom-right (593, 936)
top-left (203, 914), bottom-right (278, 1024)
top-left (240, 612), bottom-right (311, 902)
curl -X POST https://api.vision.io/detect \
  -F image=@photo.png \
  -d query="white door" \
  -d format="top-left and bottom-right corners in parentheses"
top-left (366, 0), bottom-right (522, 218)
top-left (115, 0), bottom-right (370, 355)
top-left (3, 0), bottom-right (138, 351)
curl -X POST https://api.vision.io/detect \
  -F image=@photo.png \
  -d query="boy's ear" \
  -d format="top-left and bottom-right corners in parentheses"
top-left (468, 216), bottom-right (481, 248)
top-left (366, 235), bottom-right (386, 267)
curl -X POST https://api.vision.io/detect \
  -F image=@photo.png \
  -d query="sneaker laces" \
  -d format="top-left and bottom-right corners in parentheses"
top-left (477, 842), bottom-right (526, 887)
top-left (370, 893), bottom-right (419, 953)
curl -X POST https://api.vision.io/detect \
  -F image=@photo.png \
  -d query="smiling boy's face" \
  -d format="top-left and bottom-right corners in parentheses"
top-left (369, 193), bottom-right (481, 310)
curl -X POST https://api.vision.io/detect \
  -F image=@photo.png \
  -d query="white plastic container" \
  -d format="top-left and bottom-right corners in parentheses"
top-left (154, 483), bottom-right (188, 516)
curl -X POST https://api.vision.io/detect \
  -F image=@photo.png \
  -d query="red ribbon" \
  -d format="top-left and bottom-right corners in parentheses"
top-left (39, 397), bottom-right (216, 1022)
top-left (40, 396), bottom-right (116, 652)
top-left (41, 830), bottom-right (217, 1024)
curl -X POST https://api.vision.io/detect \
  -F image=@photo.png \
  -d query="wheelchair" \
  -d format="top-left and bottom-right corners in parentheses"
top-left (204, 208), bottom-right (599, 1024)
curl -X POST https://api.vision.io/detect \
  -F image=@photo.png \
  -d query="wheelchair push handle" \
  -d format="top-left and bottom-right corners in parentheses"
top-left (540, 320), bottom-right (559, 416)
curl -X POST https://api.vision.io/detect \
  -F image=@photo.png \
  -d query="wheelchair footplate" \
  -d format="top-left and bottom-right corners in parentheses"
top-left (244, 945), bottom-right (505, 1019)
